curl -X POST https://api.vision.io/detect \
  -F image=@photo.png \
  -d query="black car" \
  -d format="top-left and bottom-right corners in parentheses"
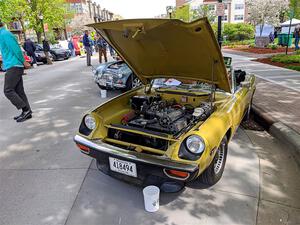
top-left (49, 44), bottom-right (70, 61)
top-left (35, 45), bottom-right (53, 64)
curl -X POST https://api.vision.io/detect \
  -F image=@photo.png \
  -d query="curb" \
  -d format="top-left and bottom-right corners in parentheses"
top-left (252, 105), bottom-right (300, 166)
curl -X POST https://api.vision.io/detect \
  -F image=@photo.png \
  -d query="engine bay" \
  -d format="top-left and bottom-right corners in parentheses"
top-left (120, 95), bottom-right (213, 136)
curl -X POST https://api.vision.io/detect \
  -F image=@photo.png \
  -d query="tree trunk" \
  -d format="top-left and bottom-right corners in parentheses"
top-left (19, 19), bottom-right (27, 41)
top-left (36, 31), bottom-right (42, 43)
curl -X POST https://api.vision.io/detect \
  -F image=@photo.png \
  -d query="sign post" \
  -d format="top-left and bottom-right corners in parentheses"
top-left (217, 1), bottom-right (224, 48)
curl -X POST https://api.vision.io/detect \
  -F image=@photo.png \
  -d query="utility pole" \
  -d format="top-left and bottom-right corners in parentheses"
top-left (217, 0), bottom-right (223, 48)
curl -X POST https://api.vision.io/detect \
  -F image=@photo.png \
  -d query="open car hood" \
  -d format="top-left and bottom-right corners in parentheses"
top-left (89, 18), bottom-right (231, 92)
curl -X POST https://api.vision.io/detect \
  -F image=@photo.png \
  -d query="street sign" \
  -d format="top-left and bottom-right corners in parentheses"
top-left (216, 3), bottom-right (225, 17)
top-left (44, 23), bottom-right (48, 32)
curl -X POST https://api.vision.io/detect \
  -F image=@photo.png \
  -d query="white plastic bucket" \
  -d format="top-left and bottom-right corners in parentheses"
top-left (100, 89), bottom-right (107, 98)
top-left (143, 185), bottom-right (160, 212)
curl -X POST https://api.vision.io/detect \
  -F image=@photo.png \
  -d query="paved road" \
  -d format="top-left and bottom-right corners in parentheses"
top-left (0, 57), bottom-right (299, 225)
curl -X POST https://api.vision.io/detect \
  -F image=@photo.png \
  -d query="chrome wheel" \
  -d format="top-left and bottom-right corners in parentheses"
top-left (132, 77), bottom-right (142, 88)
top-left (214, 142), bottom-right (225, 174)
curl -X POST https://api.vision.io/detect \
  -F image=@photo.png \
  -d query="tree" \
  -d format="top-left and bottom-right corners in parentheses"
top-left (24, 0), bottom-right (66, 43)
top-left (69, 13), bottom-right (94, 35)
top-left (0, 0), bottom-right (29, 39)
top-left (174, 5), bottom-right (190, 22)
top-left (191, 5), bottom-right (216, 23)
top-left (290, 0), bottom-right (300, 19)
top-left (246, 0), bottom-right (289, 36)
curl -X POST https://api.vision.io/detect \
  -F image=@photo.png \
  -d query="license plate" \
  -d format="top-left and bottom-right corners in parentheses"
top-left (109, 157), bottom-right (137, 177)
top-left (99, 78), bottom-right (106, 86)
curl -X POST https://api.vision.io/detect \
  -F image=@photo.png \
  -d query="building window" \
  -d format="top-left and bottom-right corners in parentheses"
top-left (70, 3), bottom-right (83, 14)
top-left (222, 15), bottom-right (228, 21)
top-left (234, 15), bottom-right (244, 20)
top-left (235, 4), bottom-right (244, 10)
top-left (208, 4), bottom-right (215, 11)
top-left (224, 4), bottom-right (228, 10)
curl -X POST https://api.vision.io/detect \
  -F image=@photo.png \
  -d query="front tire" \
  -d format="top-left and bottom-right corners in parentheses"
top-left (200, 136), bottom-right (228, 185)
top-left (125, 75), bottom-right (141, 91)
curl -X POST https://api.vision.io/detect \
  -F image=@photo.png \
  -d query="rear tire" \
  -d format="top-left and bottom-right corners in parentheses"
top-left (200, 136), bottom-right (228, 185)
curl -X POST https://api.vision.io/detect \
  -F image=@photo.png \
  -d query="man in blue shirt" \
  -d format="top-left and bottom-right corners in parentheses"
top-left (83, 30), bottom-right (91, 66)
top-left (0, 20), bottom-right (32, 122)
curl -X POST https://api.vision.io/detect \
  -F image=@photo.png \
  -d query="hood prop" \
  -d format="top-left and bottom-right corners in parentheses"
top-left (210, 60), bottom-right (217, 109)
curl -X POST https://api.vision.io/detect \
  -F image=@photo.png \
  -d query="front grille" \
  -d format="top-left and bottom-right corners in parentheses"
top-left (107, 128), bottom-right (169, 151)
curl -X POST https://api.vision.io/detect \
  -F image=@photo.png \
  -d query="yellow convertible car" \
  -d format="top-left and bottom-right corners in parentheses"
top-left (74, 18), bottom-right (255, 190)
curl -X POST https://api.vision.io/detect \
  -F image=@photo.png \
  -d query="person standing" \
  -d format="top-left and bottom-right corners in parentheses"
top-left (68, 38), bottom-right (75, 57)
top-left (42, 38), bottom-right (52, 64)
top-left (23, 38), bottom-right (37, 67)
top-left (83, 30), bottom-right (91, 66)
top-left (0, 20), bottom-right (32, 122)
top-left (108, 44), bottom-right (115, 57)
top-left (96, 34), bottom-right (107, 63)
top-left (294, 25), bottom-right (300, 51)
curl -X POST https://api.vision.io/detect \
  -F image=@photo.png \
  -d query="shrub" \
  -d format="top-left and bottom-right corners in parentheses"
top-left (271, 54), bottom-right (300, 64)
top-left (286, 65), bottom-right (300, 71)
top-left (267, 44), bottom-right (278, 50)
top-left (223, 23), bottom-right (255, 41)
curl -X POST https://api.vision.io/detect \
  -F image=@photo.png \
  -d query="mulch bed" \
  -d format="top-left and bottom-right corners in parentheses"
top-left (254, 58), bottom-right (300, 68)
top-left (224, 46), bottom-right (294, 54)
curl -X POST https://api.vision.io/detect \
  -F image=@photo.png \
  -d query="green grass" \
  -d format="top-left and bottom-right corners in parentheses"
top-left (285, 65), bottom-right (300, 71)
top-left (271, 54), bottom-right (300, 64)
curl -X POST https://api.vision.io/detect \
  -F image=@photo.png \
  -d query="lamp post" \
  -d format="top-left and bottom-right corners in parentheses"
top-left (38, 14), bottom-right (46, 41)
top-left (166, 6), bottom-right (173, 19)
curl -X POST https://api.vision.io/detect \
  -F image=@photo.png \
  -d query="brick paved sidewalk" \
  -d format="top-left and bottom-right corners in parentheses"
top-left (253, 77), bottom-right (300, 134)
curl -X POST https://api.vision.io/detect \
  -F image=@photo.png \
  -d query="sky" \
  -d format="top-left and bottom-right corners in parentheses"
top-left (95, 0), bottom-right (176, 19)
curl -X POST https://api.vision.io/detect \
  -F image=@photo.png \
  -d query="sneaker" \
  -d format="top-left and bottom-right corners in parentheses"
top-left (13, 112), bottom-right (23, 120)
top-left (16, 110), bottom-right (32, 123)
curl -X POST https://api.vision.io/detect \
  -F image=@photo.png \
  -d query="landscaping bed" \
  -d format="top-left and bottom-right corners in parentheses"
top-left (254, 53), bottom-right (300, 71)
top-left (226, 46), bottom-right (295, 54)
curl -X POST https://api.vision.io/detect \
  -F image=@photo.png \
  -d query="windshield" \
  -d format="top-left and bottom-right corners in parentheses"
top-left (152, 78), bottom-right (220, 92)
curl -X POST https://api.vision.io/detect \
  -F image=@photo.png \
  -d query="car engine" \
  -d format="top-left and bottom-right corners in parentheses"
top-left (122, 95), bottom-right (213, 135)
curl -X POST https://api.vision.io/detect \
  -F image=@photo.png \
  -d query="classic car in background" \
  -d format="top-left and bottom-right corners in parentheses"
top-left (93, 60), bottom-right (141, 91)
top-left (74, 18), bottom-right (256, 191)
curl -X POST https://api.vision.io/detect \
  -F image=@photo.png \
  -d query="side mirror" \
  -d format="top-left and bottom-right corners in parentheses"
top-left (241, 81), bottom-right (250, 88)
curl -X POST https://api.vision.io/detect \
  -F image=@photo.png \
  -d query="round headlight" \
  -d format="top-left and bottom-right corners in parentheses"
top-left (186, 135), bottom-right (205, 154)
top-left (84, 115), bottom-right (96, 130)
top-left (117, 73), bottom-right (123, 78)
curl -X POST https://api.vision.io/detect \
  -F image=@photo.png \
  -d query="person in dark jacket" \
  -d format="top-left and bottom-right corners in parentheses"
top-left (0, 20), bottom-right (32, 122)
top-left (42, 38), bottom-right (52, 64)
top-left (96, 34), bottom-right (107, 63)
top-left (23, 38), bottom-right (37, 66)
top-left (83, 30), bottom-right (91, 66)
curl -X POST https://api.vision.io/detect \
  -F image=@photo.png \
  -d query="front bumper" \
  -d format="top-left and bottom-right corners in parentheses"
top-left (74, 135), bottom-right (199, 185)
top-left (94, 75), bottom-right (126, 89)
